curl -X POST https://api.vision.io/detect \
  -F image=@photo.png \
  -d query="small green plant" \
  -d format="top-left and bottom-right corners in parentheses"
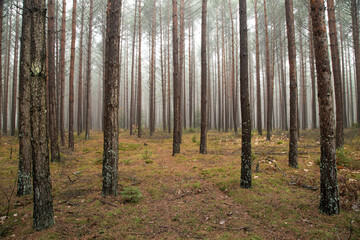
top-left (121, 186), bottom-right (143, 203)
top-left (336, 147), bottom-right (353, 167)
top-left (251, 152), bottom-right (257, 161)
top-left (192, 134), bottom-right (197, 143)
top-left (122, 159), bottom-right (131, 165)
top-left (186, 128), bottom-right (196, 133)
top-left (142, 148), bottom-right (152, 160)
top-left (277, 140), bottom-right (283, 145)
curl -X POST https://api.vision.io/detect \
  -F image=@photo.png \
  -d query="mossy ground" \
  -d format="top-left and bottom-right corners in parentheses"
top-left (0, 128), bottom-right (359, 239)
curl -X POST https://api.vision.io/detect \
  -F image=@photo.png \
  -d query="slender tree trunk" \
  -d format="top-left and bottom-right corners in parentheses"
top-left (167, 6), bottom-right (171, 133)
top-left (189, 21), bottom-right (193, 129)
top-left (229, 0), bottom-right (237, 135)
top-left (351, 0), bottom-right (360, 123)
top-left (103, 0), bottom-right (121, 196)
top-left (48, 0), bottom-right (60, 162)
top-left (264, 0), bottom-right (272, 140)
top-left (200, 0), bottom-right (207, 154)
top-left (310, 0), bottom-right (340, 215)
top-left (308, 6), bottom-right (317, 129)
top-left (77, 0), bottom-right (84, 135)
top-left (11, 3), bottom-right (20, 136)
top-left (240, 0), bottom-right (252, 189)
top-left (285, 0), bottom-right (298, 168)
top-left (179, 0), bottom-right (184, 136)
top-left (137, 0), bottom-right (142, 138)
top-left (299, 29), bottom-right (307, 130)
top-left (130, 0), bottom-right (138, 135)
top-left (17, 0), bottom-right (32, 196)
top-left (160, 4), bottom-right (166, 132)
top-left (30, 0), bottom-right (55, 230)
top-left (326, 0), bottom-right (343, 148)
top-left (254, 0), bottom-right (262, 135)
top-left (149, 0), bottom-right (156, 136)
top-left (338, 11), bottom-right (348, 128)
top-left (85, 0), bottom-right (93, 140)
top-left (172, 0), bottom-right (181, 155)
top-left (68, 0), bottom-right (77, 150)
top-left (0, 0), bottom-right (3, 136)
top-left (59, 0), bottom-right (66, 145)
top-left (216, 11), bottom-right (222, 131)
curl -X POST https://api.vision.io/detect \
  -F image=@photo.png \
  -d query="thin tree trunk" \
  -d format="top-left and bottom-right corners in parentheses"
top-left (264, 0), bottom-right (272, 140)
top-left (299, 28), bottom-right (307, 129)
top-left (285, 0), bottom-right (298, 168)
top-left (310, 0), bottom-right (340, 215)
top-left (77, 0), bottom-right (84, 135)
top-left (167, 5), bottom-right (171, 133)
top-left (200, 0), bottom-right (207, 154)
top-left (160, 3), bottom-right (166, 132)
top-left (59, 0), bottom-right (66, 145)
top-left (179, 0), bottom-right (184, 136)
top-left (255, 0), bottom-right (262, 135)
top-left (149, 0), bottom-right (156, 136)
top-left (85, 0), bottom-right (93, 140)
top-left (130, 0), bottom-right (138, 135)
top-left (351, 0), bottom-right (360, 123)
top-left (229, 0), bottom-right (237, 135)
top-left (137, 0), bottom-right (142, 138)
top-left (308, 6), bottom-right (317, 129)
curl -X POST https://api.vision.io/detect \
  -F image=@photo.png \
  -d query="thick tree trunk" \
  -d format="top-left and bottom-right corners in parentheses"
top-left (17, 0), bottom-right (32, 196)
top-left (285, 0), bottom-right (298, 168)
top-left (137, 0), bottom-right (142, 138)
top-left (310, 0), bottom-right (340, 215)
top-left (327, 0), bottom-right (343, 148)
top-left (59, 0), bottom-right (66, 145)
top-left (254, 0), bottom-right (262, 136)
top-left (68, 0), bottom-right (77, 150)
top-left (351, 0), bottom-right (360, 123)
top-left (240, 0), bottom-right (252, 189)
top-left (30, 0), bottom-right (55, 230)
top-left (0, 0), bottom-right (3, 136)
top-left (48, 0), bottom-right (60, 162)
top-left (102, 0), bottom-right (121, 196)
top-left (172, 0), bottom-right (181, 155)
top-left (85, 0), bottom-right (93, 140)
top-left (11, 4), bottom-right (20, 136)
top-left (77, 0), bottom-right (85, 135)
top-left (200, 0), bottom-right (207, 154)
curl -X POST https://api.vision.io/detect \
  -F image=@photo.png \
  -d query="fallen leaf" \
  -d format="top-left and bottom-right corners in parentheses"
top-left (219, 219), bottom-right (225, 225)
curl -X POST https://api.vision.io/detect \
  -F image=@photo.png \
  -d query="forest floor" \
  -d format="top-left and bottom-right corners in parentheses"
top-left (0, 128), bottom-right (360, 240)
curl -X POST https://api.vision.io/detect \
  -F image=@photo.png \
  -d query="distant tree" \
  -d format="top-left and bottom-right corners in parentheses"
top-left (130, 0), bottom-right (138, 136)
top-left (59, 0), bottom-right (66, 146)
top-left (77, 0), bottom-right (85, 136)
top-left (137, 0), bottom-right (142, 138)
top-left (200, 0), bottom-right (207, 154)
top-left (103, 0), bottom-right (122, 196)
top-left (254, 0), bottom-right (262, 136)
top-left (30, 0), bottom-right (55, 229)
top-left (240, 0), bottom-right (252, 189)
top-left (351, 0), bottom-right (360, 123)
top-left (310, 0), bottom-right (340, 215)
top-left (149, 0), bottom-right (156, 137)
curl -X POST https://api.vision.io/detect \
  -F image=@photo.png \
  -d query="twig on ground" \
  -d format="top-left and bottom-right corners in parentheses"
top-left (268, 159), bottom-right (287, 177)
top-left (98, 199), bottom-right (119, 207)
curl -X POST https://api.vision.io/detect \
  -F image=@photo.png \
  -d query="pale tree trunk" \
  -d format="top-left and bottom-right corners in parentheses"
top-left (130, 0), bottom-right (138, 135)
top-left (308, 5), bottom-right (317, 129)
top-left (229, 0), bottom-right (237, 135)
top-left (137, 0), bottom-right (142, 138)
top-left (160, 4), bottom-right (166, 132)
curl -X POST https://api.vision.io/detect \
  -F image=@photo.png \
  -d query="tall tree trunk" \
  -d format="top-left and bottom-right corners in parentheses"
top-left (285, 0), bottom-right (298, 168)
top-left (11, 2), bottom-right (20, 136)
top-left (310, 0), bottom-right (340, 215)
top-left (68, 0), bottom-right (77, 150)
top-left (149, 0), bottom-right (156, 136)
top-left (240, 0), bottom-right (252, 189)
top-left (172, 0), bottom-right (181, 155)
top-left (200, 0), bottom-right (207, 154)
top-left (85, 0), bottom-right (93, 140)
top-left (308, 6), bottom-right (317, 129)
top-left (137, 0), bottom-right (142, 138)
top-left (103, 0), bottom-right (121, 196)
top-left (299, 28), bottom-right (307, 130)
top-left (17, 0), bottom-right (32, 196)
top-left (77, 0), bottom-right (85, 135)
top-left (167, 6), bottom-right (171, 133)
top-left (254, 0), bottom-right (262, 135)
top-left (216, 11), bottom-right (222, 131)
top-left (189, 21), bottom-right (193, 129)
top-left (0, 0), bottom-right (3, 136)
top-left (327, 0), bottom-right (343, 148)
top-left (229, 0), bottom-right (237, 135)
top-left (179, 0), bottom-right (184, 135)
top-left (351, 0), bottom-right (360, 123)
top-left (264, 0), bottom-right (272, 140)
top-left (30, 0), bottom-right (55, 230)
top-left (48, 0), bottom-right (60, 162)
top-left (130, 0), bottom-right (138, 135)
top-left (59, 0), bottom-right (66, 145)
top-left (160, 4), bottom-right (166, 132)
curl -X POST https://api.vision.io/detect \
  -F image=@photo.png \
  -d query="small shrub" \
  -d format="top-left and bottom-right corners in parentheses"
top-left (142, 148), bottom-right (152, 160)
top-left (192, 135), bottom-right (197, 143)
top-left (277, 140), bottom-right (283, 145)
top-left (336, 147), bottom-right (353, 168)
top-left (186, 128), bottom-right (196, 133)
top-left (121, 186), bottom-right (142, 203)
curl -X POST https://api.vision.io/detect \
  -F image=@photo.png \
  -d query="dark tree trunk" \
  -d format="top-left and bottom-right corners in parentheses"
top-left (264, 0), bottom-right (272, 140)
top-left (48, 0), bottom-right (60, 162)
top-left (30, 0), bottom-right (55, 230)
top-left (167, 7), bottom-right (171, 133)
top-left (17, 0), bottom-right (32, 196)
top-left (308, 6), bottom-right (317, 129)
top-left (240, 0), bottom-right (252, 189)
top-left (172, 0), bottom-right (181, 155)
top-left (0, 0), bottom-right (3, 136)
top-left (68, 0), bottom-right (77, 150)
top-left (102, 0), bottom-right (121, 196)
top-left (310, 0), bottom-right (340, 215)
top-left (77, 0), bottom-right (85, 136)
top-left (59, 0), bottom-right (66, 146)
top-left (11, 3), bottom-right (20, 136)
top-left (200, 0), bottom-right (207, 154)
top-left (179, 0), bottom-right (184, 136)
top-left (327, 0), bottom-right (343, 148)
top-left (254, 0), bottom-right (262, 135)
top-left (137, 0), bottom-right (142, 138)
top-left (285, 0), bottom-right (298, 168)
top-left (130, 0), bottom-right (138, 135)
top-left (351, 0), bottom-right (360, 123)
top-left (149, 0), bottom-right (156, 136)
top-left (85, 0), bottom-right (93, 140)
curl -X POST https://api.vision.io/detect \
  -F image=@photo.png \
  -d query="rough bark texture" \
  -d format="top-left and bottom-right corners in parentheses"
top-left (77, 0), bottom-right (85, 136)
top-left (59, 0), bottom-right (66, 146)
top-left (30, 0), bottom-right (55, 230)
top-left (179, 0), bottom-right (184, 135)
top-left (229, 0), bottom-right (237, 135)
top-left (200, 0), bottom-right (207, 154)
top-left (17, 0), bottom-right (32, 196)
top-left (172, 0), bottom-right (181, 155)
top-left (327, 0), bottom-right (343, 148)
top-left (310, 0), bottom-right (340, 215)
top-left (102, 0), bottom-right (121, 196)
top-left (85, 0), bottom-right (93, 140)
top-left (11, 4), bottom-right (20, 136)
top-left (0, 0), bottom-right (3, 135)
top-left (137, 0), bottom-right (142, 138)
top-left (351, 0), bottom-right (360, 123)
top-left (240, 0), bottom-right (252, 189)
top-left (308, 5), bottom-right (317, 129)
top-left (48, 0), bottom-right (60, 162)
top-left (285, 0), bottom-right (298, 169)
top-left (254, 0), bottom-right (262, 136)
top-left (264, 0), bottom-right (272, 141)
top-left (68, 0), bottom-right (77, 150)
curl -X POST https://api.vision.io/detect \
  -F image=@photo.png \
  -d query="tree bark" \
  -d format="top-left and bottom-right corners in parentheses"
top-left (264, 0), bottom-right (272, 140)
top-left (77, 0), bottom-right (85, 135)
top-left (310, 0), bottom-right (340, 215)
top-left (130, 0), bottom-right (138, 135)
top-left (308, 5), bottom-right (317, 129)
top-left (351, 0), bottom-right (360, 123)
top-left (285, 0), bottom-right (298, 168)
top-left (149, 0), bottom-right (157, 136)
top-left (254, 0), bottom-right (262, 136)
top-left (200, 0), bottom-right (207, 154)
top-left (59, 0), bottom-right (66, 145)
top-left (0, 0), bottom-right (3, 136)
top-left (229, 0), bottom-right (237, 135)
top-left (30, 0), bottom-right (55, 229)
top-left (85, 0), bottom-right (93, 140)
top-left (137, 0), bottom-right (142, 138)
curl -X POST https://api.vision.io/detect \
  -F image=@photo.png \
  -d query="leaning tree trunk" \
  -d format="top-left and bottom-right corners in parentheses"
top-left (102, 0), bottom-right (121, 196)
top-left (240, 0), bottom-right (252, 189)
top-left (30, 0), bottom-right (55, 230)
top-left (199, 0), bottom-right (207, 154)
top-left (310, 0), bottom-right (340, 216)
top-left (17, 0), bottom-right (32, 196)
top-left (285, 0), bottom-right (298, 168)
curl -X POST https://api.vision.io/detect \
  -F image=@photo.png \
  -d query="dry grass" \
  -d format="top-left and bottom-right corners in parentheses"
top-left (0, 128), bottom-right (359, 239)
